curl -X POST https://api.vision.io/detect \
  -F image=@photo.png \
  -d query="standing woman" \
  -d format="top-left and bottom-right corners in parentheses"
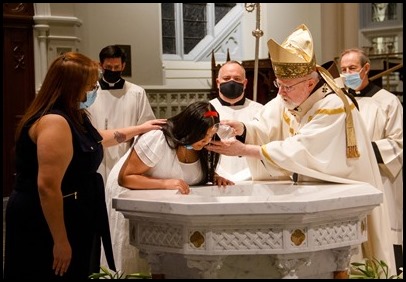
top-left (3, 52), bottom-right (165, 279)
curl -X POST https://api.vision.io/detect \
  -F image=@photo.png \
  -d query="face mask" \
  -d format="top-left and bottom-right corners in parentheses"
top-left (103, 69), bottom-right (122, 83)
top-left (79, 87), bottom-right (98, 109)
top-left (341, 68), bottom-right (363, 90)
top-left (219, 80), bottom-right (244, 99)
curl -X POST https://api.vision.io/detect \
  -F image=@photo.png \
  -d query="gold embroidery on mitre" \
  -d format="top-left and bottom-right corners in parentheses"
top-left (272, 57), bottom-right (316, 79)
top-left (268, 24), bottom-right (316, 79)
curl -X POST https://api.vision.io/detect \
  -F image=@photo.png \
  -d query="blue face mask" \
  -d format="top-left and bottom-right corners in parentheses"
top-left (341, 68), bottom-right (363, 90)
top-left (79, 86), bottom-right (98, 109)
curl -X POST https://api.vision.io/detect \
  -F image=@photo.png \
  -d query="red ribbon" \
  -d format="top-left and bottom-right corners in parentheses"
top-left (203, 111), bottom-right (218, 118)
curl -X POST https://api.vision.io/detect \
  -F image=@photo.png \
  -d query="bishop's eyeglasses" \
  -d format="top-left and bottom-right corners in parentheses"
top-left (273, 79), bottom-right (310, 93)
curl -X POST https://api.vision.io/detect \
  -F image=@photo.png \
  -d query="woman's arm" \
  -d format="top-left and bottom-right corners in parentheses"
top-left (99, 119), bottom-right (167, 147)
top-left (118, 148), bottom-right (191, 194)
top-left (30, 114), bottom-right (73, 276)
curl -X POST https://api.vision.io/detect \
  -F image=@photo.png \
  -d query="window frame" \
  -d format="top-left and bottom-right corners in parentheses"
top-left (358, 3), bottom-right (403, 55)
top-left (359, 3), bottom-right (403, 29)
top-left (162, 3), bottom-right (243, 62)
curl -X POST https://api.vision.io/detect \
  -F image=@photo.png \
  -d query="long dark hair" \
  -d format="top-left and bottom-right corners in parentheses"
top-left (161, 101), bottom-right (221, 184)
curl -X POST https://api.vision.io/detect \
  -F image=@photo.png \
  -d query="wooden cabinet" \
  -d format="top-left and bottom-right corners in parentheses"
top-left (3, 3), bottom-right (36, 197)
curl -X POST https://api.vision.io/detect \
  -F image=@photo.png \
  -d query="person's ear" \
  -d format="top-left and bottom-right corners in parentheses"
top-left (307, 78), bottom-right (315, 89)
top-left (364, 62), bottom-right (370, 75)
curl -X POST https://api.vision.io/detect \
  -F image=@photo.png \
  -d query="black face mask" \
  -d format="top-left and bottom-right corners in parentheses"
top-left (103, 69), bottom-right (122, 83)
top-left (219, 80), bottom-right (244, 99)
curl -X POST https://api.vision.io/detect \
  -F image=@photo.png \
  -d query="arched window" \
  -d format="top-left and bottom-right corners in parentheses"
top-left (162, 3), bottom-right (242, 62)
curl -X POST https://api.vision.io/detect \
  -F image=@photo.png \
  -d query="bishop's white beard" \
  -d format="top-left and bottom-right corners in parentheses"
top-left (281, 98), bottom-right (299, 110)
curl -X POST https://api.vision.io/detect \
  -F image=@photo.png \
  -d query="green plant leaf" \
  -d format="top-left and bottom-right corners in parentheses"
top-left (100, 265), bottom-right (112, 275)
top-left (89, 266), bottom-right (152, 279)
top-left (350, 257), bottom-right (402, 279)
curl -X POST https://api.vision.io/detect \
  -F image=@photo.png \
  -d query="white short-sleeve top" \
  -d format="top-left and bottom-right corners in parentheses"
top-left (133, 130), bottom-right (204, 185)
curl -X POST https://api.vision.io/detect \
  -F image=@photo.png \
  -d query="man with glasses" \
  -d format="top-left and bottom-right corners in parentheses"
top-left (206, 24), bottom-right (396, 276)
top-left (340, 48), bottom-right (403, 274)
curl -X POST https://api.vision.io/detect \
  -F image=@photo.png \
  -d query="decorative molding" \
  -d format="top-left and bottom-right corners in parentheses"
top-left (33, 15), bottom-right (82, 26)
top-left (34, 3), bottom-right (51, 16)
top-left (132, 217), bottom-right (365, 254)
top-left (275, 254), bottom-right (312, 279)
top-left (291, 229), bottom-right (306, 246)
top-left (185, 256), bottom-right (225, 278)
top-left (12, 45), bottom-right (26, 70)
top-left (312, 220), bottom-right (358, 246)
top-left (138, 222), bottom-right (183, 249)
top-left (332, 246), bottom-right (356, 271)
top-left (147, 89), bottom-right (211, 118)
top-left (3, 3), bottom-right (34, 17)
top-left (189, 231), bottom-right (205, 248)
top-left (45, 35), bottom-right (81, 42)
top-left (211, 228), bottom-right (284, 251)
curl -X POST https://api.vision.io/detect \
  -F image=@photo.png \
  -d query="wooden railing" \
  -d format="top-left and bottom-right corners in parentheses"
top-left (370, 62), bottom-right (403, 81)
top-left (368, 52), bottom-right (403, 95)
